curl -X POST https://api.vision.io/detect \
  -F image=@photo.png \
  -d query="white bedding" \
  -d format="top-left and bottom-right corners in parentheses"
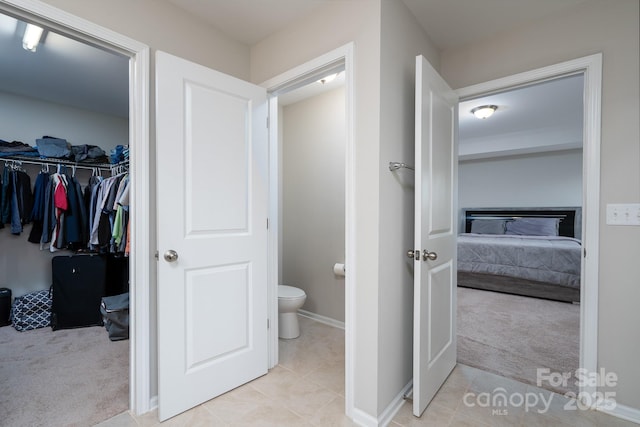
top-left (457, 233), bottom-right (582, 288)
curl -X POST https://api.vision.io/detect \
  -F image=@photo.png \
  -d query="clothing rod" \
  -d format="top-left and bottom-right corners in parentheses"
top-left (3, 156), bottom-right (126, 172)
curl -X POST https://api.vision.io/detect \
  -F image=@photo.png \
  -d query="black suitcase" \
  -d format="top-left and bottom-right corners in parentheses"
top-left (105, 253), bottom-right (129, 296)
top-left (51, 254), bottom-right (107, 330)
top-left (0, 287), bottom-right (11, 326)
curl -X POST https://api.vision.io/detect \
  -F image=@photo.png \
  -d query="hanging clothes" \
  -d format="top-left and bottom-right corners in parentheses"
top-left (111, 174), bottom-right (129, 252)
top-left (125, 219), bottom-right (130, 255)
top-left (0, 167), bottom-right (7, 228)
top-left (28, 171), bottom-right (51, 244)
top-left (89, 175), bottom-right (118, 251)
top-left (49, 172), bottom-right (69, 251)
top-left (40, 171), bottom-right (54, 247)
top-left (62, 172), bottom-right (88, 250)
top-left (32, 169), bottom-right (95, 251)
top-left (88, 172), bottom-right (128, 253)
top-left (0, 166), bottom-right (34, 235)
top-left (0, 158), bottom-right (128, 255)
top-left (14, 170), bottom-right (34, 233)
top-left (84, 174), bottom-right (103, 244)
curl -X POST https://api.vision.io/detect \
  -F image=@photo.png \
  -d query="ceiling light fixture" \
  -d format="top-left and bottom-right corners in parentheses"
top-left (471, 105), bottom-right (498, 119)
top-left (317, 73), bottom-right (338, 85)
top-left (23, 23), bottom-right (43, 52)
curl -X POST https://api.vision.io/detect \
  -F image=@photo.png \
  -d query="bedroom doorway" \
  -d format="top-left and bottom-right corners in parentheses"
top-left (454, 54), bottom-right (602, 397)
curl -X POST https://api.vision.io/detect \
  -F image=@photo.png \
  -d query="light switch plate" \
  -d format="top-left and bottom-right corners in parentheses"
top-left (606, 203), bottom-right (640, 225)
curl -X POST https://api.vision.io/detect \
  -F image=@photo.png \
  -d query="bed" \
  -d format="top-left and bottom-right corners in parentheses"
top-left (457, 208), bottom-right (582, 303)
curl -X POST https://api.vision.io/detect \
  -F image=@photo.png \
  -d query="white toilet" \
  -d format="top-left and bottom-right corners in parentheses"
top-left (278, 285), bottom-right (307, 339)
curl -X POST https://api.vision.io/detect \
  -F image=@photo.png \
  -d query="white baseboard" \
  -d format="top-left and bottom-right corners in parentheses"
top-left (298, 309), bottom-right (345, 330)
top-left (351, 407), bottom-right (379, 427)
top-left (149, 395), bottom-right (158, 412)
top-left (597, 400), bottom-right (640, 424)
top-left (379, 381), bottom-right (412, 426)
top-left (350, 381), bottom-right (412, 427)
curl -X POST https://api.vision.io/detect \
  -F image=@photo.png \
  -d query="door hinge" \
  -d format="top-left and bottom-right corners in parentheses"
top-left (267, 318), bottom-right (270, 329)
top-left (267, 218), bottom-right (269, 229)
top-left (266, 116), bottom-right (270, 128)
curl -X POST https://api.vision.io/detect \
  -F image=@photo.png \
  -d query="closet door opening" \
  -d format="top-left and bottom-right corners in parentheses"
top-left (0, 10), bottom-right (133, 426)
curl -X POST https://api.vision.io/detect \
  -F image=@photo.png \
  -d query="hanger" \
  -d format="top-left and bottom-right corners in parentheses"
top-left (9, 160), bottom-right (24, 172)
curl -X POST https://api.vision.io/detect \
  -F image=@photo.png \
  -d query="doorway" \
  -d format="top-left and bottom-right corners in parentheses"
top-left (262, 43), bottom-right (355, 417)
top-left (457, 74), bottom-right (583, 393)
top-left (277, 69), bottom-right (346, 329)
top-left (454, 54), bottom-right (602, 398)
top-left (0, 0), bottom-right (150, 419)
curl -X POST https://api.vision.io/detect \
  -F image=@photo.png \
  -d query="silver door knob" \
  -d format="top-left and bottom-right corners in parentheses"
top-left (164, 250), bottom-right (179, 262)
top-left (407, 249), bottom-right (420, 261)
top-left (422, 250), bottom-right (437, 261)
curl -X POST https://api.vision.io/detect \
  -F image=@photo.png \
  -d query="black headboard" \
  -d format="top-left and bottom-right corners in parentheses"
top-left (461, 207), bottom-right (582, 238)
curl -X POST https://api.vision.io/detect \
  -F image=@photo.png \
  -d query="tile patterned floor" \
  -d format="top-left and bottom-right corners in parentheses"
top-left (97, 315), bottom-right (637, 426)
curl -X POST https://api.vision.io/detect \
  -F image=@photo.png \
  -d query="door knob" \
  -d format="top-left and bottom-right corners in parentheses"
top-left (407, 249), bottom-right (420, 261)
top-left (164, 250), bottom-right (179, 262)
top-left (422, 250), bottom-right (437, 261)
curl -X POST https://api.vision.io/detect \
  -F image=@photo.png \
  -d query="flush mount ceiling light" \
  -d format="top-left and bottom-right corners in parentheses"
top-left (471, 105), bottom-right (498, 119)
top-left (22, 23), bottom-right (43, 52)
top-left (317, 73), bottom-right (338, 85)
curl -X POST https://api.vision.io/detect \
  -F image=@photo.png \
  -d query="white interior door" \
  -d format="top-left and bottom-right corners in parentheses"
top-left (413, 55), bottom-right (459, 416)
top-left (155, 51), bottom-right (269, 421)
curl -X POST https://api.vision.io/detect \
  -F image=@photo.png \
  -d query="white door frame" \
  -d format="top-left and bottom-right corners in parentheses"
top-left (456, 53), bottom-right (602, 399)
top-left (260, 42), bottom-right (355, 417)
top-left (0, 0), bottom-right (152, 415)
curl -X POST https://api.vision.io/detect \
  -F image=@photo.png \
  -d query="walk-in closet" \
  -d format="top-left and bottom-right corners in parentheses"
top-left (0, 11), bottom-right (132, 426)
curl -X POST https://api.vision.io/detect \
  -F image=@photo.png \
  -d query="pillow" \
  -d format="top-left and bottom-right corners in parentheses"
top-left (505, 217), bottom-right (560, 236)
top-left (470, 219), bottom-right (507, 234)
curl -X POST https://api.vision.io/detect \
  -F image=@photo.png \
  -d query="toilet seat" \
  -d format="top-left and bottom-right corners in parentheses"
top-left (278, 285), bottom-right (306, 300)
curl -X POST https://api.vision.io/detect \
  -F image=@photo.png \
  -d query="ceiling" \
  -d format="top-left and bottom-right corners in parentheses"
top-left (166, 0), bottom-right (591, 48)
top-left (0, 0), bottom-right (588, 153)
top-left (0, 12), bottom-right (128, 118)
top-left (459, 74), bottom-right (583, 160)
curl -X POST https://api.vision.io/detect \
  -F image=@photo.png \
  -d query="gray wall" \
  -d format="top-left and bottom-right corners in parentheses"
top-left (41, 0), bottom-right (250, 80)
top-left (459, 149), bottom-right (583, 210)
top-left (0, 90), bottom-right (128, 298)
top-left (281, 87), bottom-right (346, 323)
top-left (440, 0), bottom-right (640, 411)
top-left (0, 91), bottom-right (128, 153)
top-left (377, 0), bottom-right (439, 413)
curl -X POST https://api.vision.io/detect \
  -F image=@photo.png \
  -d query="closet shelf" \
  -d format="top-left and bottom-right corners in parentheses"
top-left (2, 155), bottom-right (128, 173)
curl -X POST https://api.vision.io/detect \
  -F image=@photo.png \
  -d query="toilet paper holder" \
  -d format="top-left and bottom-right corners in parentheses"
top-left (333, 263), bottom-right (346, 277)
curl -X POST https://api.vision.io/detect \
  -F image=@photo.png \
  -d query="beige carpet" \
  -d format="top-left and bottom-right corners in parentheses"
top-left (0, 324), bottom-right (129, 427)
top-left (457, 286), bottom-right (580, 395)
